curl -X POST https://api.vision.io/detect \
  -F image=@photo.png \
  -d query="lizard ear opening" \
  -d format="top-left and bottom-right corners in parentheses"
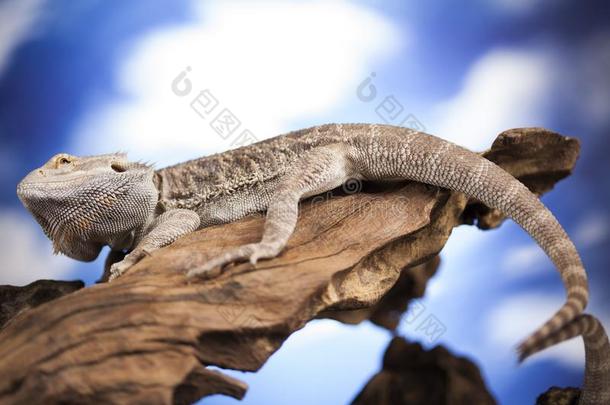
top-left (111, 163), bottom-right (127, 173)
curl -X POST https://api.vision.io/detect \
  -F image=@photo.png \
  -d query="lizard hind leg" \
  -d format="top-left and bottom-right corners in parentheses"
top-left (186, 143), bottom-right (357, 279)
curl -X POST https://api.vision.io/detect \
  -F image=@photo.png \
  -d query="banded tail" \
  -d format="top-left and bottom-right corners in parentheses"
top-left (467, 150), bottom-right (589, 362)
top-left (390, 129), bottom-right (589, 362)
top-left (478, 156), bottom-right (590, 362)
top-left (526, 314), bottom-right (610, 405)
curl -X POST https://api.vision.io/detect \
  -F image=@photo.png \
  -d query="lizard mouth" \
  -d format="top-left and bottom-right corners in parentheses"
top-left (17, 172), bottom-right (91, 203)
top-left (17, 180), bottom-right (85, 213)
top-left (17, 171), bottom-right (94, 190)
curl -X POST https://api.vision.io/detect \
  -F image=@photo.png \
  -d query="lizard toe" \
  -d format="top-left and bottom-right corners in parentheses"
top-left (186, 244), bottom-right (256, 279)
top-left (108, 262), bottom-right (129, 282)
top-left (108, 250), bottom-right (146, 282)
top-left (186, 258), bottom-right (225, 279)
top-left (187, 242), bottom-right (281, 279)
top-left (249, 243), bottom-right (280, 265)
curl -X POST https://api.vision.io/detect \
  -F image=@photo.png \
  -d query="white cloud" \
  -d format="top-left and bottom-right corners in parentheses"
top-left (287, 319), bottom-right (356, 349)
top-left (577, 32), bottom-right (610, 127)
top-left (499, 212), bottom-right (609, 279)
top-left (487, 0), bottom-right (559, 14)
top-left (0, 0), bottom-right (46, 77)
top-left (71, 0), bottom-right (402, 166)
top-left (432, 48), bottom-right (555, 151)
top-left (501, 243), bottom-right (549, 278)
top-left (485, 293), bottom-right (610, 368)
top-left (573, 212), bottom-right (609, 249)
top-left (425, 226), bottom-right (489, 299)
top-left (0, 210), bottom-right (75, 286)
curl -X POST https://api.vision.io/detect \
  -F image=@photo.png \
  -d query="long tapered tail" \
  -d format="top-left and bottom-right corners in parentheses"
top-left (525, 314), bottom-right (610, 405)
top-left (469, 157), bottom-right (589, 362)
top-left (392, 130), bottom-right (589, 362)
top-left (463, 150), bottom-right (589, 362)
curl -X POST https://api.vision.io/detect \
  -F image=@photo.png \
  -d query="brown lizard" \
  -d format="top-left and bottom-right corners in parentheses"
top-left (16, 123), bottom-right (589, 365)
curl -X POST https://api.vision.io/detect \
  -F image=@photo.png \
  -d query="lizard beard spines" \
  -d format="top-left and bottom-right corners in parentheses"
top-left (19, 168), bottom-right (158, 261)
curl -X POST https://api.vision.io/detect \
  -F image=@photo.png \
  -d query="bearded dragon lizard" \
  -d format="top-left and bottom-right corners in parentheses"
top-left (17, 123), bottom-right (589, 363)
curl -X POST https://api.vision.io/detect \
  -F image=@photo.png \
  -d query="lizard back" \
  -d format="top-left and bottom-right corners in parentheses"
top-left (155, 123), bottom-right (372, 209)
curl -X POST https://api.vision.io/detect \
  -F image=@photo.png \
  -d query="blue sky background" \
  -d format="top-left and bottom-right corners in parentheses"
top-left (0, 1), bottom-right (609, 404)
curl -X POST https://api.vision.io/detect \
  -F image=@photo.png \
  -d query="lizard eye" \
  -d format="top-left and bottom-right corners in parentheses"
top-left (56, 156), bottom-right (72, 166)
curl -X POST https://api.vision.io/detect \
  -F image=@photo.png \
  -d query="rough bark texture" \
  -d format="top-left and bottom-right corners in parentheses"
top-left (351, 337), bottom-right (497, 405)
top-left (321, 255), bottom-right (441, 330)
top-left (0, 280), bottom-right (83, 329)
top-left (0, 128), bottom-right (579, 404)
top-left (536, 387), bottom-right (581, 405)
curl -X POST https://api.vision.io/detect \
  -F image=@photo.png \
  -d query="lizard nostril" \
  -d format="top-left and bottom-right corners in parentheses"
top-left (38, 169), bottom-right (44, 176)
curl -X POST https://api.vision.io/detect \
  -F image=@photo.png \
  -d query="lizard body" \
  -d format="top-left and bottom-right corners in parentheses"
top-left (17, 123), bottom-right (588, 365)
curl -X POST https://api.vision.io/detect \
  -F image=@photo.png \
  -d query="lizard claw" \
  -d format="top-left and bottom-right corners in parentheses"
top-left (108, 248), bottom-right (149, 282)
top-left (186, 242), bottom-right (280, 280)
top-left (109, 260), bottom-right (131, 282)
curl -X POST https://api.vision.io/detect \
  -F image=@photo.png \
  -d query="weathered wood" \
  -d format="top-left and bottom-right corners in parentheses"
top-left (0, 280), bottom-right (83, 329)
top-left (352, 337), bottom-right (497, 405)
top-left (0, 128), bottom-right (579, 404)
top-left (536, 387), bottom-right (581, 405)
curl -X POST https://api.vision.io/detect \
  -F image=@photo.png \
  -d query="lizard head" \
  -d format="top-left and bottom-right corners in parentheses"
top-left (17, 152), bottom-right (158, 261)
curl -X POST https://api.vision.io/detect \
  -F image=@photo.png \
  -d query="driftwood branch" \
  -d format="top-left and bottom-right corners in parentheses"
top-left (0, 128), bottom-right (579, 404)
top-left (352, 336), bottom-right (497, 405)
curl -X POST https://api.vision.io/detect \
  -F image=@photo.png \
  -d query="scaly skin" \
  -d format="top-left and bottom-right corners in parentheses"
top-left (529, 314), bottom-right (609, 405)
top-left (17, 123), bottom-right (589, 369)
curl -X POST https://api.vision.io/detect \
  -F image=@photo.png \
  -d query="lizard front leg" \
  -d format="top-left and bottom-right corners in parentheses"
top-left (187, 144), bottom-right (355, 279)
top-left (99, 250), bottom-right (126, 283)
top-left (109, 209), bottom-right (200, 281)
